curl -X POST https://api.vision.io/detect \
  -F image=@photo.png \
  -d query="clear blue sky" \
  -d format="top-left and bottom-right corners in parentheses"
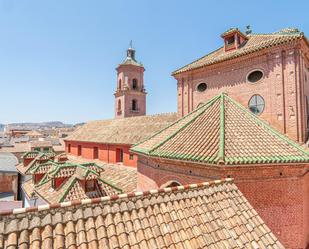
top-left (0, 0), bottom-right (308, 124)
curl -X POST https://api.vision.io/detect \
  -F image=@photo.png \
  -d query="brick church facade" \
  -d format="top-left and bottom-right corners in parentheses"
top-left (133, 28), bottom-right (309, 249)
top-left (173, 28), bottom-right (309, 143)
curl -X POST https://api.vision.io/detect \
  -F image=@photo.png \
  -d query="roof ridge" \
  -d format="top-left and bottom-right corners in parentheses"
top-left (225, 94), bottom-right (309, 156)
top-left (218, 93), bottom-right (225, 163)
top-left (0, 178), bottom-right (234, 216)
top-left (83, 112), bottom-right (178, 124)
top-left (172, 46), bottom-right (223, 75)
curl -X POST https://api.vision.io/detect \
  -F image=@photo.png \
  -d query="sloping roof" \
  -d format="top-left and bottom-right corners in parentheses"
top-left (120, 57), bottom-right (144, 67)
top-left (0, 153), bottom-right (18, 173)
top-left (132, 93), bottom-right (309, 165)
top-left (16, 152), bottom-right (56, 175)
top-left (26, 130), bottom-right (43, 137)
top-left (173, 28), bottom-right (308, 75)
top-left (65, 113), bottom-right (178, 145)
top-left (0, 178), bottom-right (284, 249)
top-left (23, 161), bottom-right (122, 204)
top-left (30, 140), bottom-right (52, 148)
top-left (68, 155), bottom-right (137, 192)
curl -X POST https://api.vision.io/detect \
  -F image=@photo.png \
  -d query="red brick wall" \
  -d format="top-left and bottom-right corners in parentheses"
top-left (0, 173), bottom-right (18, 199)
top-left (65, 140), bottom-right (137, 167)
top-left (175, 44), bottom-right (308, 142)
top-left (137, 156), bottom-right (309, 249)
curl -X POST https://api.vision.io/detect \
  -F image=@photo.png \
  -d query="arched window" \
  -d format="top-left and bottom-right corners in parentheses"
top-left (132, 78), bottom-right (138, 89)
top-left (118, 79), bottom-right (122, 89)
top-left (118, 99), bottom-right (121, 110)
top-left (132, 99), bottom-right (138, 111)
top-left (160, 180), bottom-right (181, 188)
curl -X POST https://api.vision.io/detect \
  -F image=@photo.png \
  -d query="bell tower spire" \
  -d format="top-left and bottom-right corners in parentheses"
top-left (114, 43), bottom-right (147, 119)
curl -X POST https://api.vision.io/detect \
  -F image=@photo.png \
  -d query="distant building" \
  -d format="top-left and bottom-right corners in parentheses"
top-left (64, 45), bottom-right (178, 167)
top-left (26, 130), bottom-right (43, 140)
top-left (64, 113), bottom-right (177, 167)
top-left (0, 152), bottom-right (19, 200)
top-left (115, 43), bottom-right (147, 118)
top-left (173, 27), bottom-right (309, 143)
top-left (30, 140), bottom-right (53, 152)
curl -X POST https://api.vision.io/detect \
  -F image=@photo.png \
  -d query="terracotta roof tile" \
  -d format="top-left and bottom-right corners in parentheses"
top-left (0, 179), bottom-right (285, 248)
top-left (132, 93), bottom-right (309, 165)
top-left (173, 28), bottom-right (308, 75)
top-left (65, 113), bottom-right (178, 145)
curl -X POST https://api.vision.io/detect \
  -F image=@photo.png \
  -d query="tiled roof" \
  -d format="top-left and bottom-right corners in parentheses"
top-left (220, 27), bottom-right (246, 38)
top-left (26, 130), bottom-right (43, 137)
top-left (16, 152), bottom-right (56, 175)
top-left (68, 155), bottom-right (137, 193)
top-left (30, 140), bottom-right (52, 148)
top-left (119, 57), bottom-right (144, 67)
top-left (65, 113), bottom-right (178, 145)
top-left (132, 93), bottom-right (309, 165)
top-left (0, 152), bottom-right (18, 173)
top-left (0, 179), bottom-right (284, 249)
top-left (173, 28), bottom-right (308, 75)
top-left (25, 161), bottom-right (122, 204)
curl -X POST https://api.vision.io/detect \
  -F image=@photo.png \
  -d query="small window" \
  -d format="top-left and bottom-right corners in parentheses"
top-left (129, 154), bottom-right (134, 160)
top-left (132, 79), bottom-right (138, 89)
top-left (197, 83), bottom-right (207, 92)
top-left (117, 99), bottom-right (121, 110)
top-left (118, 79), bottom-right (122, 89)
top-left (247, 70), bottom-right (264, 83)
top-left (85, 180), bottom-right (95, 192)
top-left (34, 147), bottom-right (41, 152)
top-left (226, 36), bottom-right (235, 45)
top-left (43, 147), bottom-right (49, 152)
top-left (67, 144), bottom-right (71, 153)
top-left (132, 99), bottom-right (138, 111)
top-left (248, 94), bottom-right (265, 115)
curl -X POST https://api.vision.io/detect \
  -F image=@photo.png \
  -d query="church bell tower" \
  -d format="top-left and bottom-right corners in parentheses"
top-left (114, 42), bottom-right (147, 118)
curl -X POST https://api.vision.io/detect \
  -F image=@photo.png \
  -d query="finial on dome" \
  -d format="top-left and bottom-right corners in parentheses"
top-left (127, 40), bottom-right (136, 60)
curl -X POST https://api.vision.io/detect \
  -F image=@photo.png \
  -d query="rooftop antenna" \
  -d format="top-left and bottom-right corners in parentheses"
top-left (129, 40), bottom-right (133, 49)
top-left (245, 25), bottom-right (252, 35)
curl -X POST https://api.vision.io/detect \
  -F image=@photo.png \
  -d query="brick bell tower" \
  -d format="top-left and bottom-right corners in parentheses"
top-left (115, 42), bottom-right (147, 119)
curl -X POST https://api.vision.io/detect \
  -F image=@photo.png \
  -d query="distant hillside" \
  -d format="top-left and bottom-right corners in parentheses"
top-left (6, 121), bottom-right (73, 130)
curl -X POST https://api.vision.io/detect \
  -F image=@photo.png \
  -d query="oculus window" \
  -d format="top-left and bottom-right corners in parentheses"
top-left (197, 83), bottom-right (207, 92)
top-left (247, 70), bottom-right (263, 83)
top-left (248, 94), bottom-right (265, 115)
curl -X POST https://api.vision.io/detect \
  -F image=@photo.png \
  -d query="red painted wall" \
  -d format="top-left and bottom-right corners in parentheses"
top-left (65, 140), bottom-right (137, 167)
top-left (137, 156), bottom-right (309, 249)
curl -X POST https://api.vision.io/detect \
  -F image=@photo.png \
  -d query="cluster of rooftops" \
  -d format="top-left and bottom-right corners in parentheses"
top-left (1, 27), bottom-right (309, 248)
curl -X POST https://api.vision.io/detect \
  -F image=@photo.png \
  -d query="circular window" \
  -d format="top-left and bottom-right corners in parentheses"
top-left (247, 70), bottom-right (264, 83)
top-left (197, 83), bottom-right (207, 92)
top-left (248, 94), bottom-right (265, 115)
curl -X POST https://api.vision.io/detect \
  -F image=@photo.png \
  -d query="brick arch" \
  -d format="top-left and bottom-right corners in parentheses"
top-left (159, 175), bottom-right (184, 187)
top-left (160, 180), bottom-right (182, 188)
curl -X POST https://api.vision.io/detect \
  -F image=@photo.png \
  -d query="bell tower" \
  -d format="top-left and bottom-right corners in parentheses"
top-left (114, 42), bottom-right (147, 118)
